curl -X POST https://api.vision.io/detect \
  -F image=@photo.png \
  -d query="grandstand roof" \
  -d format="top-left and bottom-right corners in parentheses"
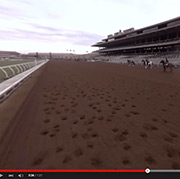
top-left (92, 16), bottom-right (180, 48)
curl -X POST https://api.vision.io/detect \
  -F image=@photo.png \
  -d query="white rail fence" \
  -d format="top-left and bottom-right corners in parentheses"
top-left (0, 62), bottom-right (33, 80)
top-left (0, 60), bottom-right (45, 82)
top-left (0, 60), bottom-right (48, 103)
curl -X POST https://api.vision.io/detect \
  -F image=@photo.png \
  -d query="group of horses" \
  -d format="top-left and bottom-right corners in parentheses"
top-left (127, 59), bottom-right (174, 72)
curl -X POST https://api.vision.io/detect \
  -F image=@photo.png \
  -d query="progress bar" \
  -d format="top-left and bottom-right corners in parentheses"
top-left (151, 170), bottom-right (180, 172)
top-left (0, 169), bottom-right (180, 173)
top-left (146, 168), bottom-right (180, 173)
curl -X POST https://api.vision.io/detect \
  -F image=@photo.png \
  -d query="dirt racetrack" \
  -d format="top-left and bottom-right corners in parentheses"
top-left (0, 60), bottom-right (180, 170)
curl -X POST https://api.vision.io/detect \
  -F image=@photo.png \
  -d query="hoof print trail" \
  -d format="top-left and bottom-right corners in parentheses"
top-left (172, 162), bottom-right (180, 169)
top-left (73, 120), bottom-right (78, 125)
top-left (87, 142), bottom-right (94, 149)
top-left (143, 124), bottom-right (158, 131)
top-left (145, 155), bottom-right (156, 165)
top-left (122, 129), bottom-right (128, 135)
top-left (112, 128), bottom-right (119, 133)
top-left (32, 158), bottom-right (43, 166)
top-left (130, 111), bottom-right (140, 115)
top-left (62, 156), bottom-right (72, 164)
top-left (41, 130), bottom-right (49, 136)
top-left (123, 144), bottom-right (132, 151)
top-left (56, 147), bottom-right (64, 153)
top-left (71, 132), bottom-right (78, 139)
top-left (56, 110), bottom-right (61, 114)
top-left (114, 134), bottom-right (126, 142)
top-left (80, 115), bottom-right (85, 120)
top-left (53, 124), bottom-right (60, 128)
top-left (82, 133), bottom-right (90, 139)
top-left (74, 148), bottom-right (83, 157)
top-left (140, 132), bottom-right (148, 138)
top-left (43, 119), bottom-right (50, 123)
top-left (61, 116), bottom-right (67, 121)
top-left (49, 133), bottom-right (56, 138)
top-left (91, 158), bottom-right (102, 168)
top-left (92, 133), bottom-right (98, 138)
top-left (122, 159), bottom-right (131, 165)
top-left (98, 116), bottom-right (104, 121)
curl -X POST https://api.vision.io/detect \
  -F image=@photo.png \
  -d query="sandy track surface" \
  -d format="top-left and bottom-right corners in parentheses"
top-left (0, 61), bottom-right (180, 170)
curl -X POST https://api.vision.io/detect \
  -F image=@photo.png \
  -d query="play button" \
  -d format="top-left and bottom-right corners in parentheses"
top-left (0, 174), bottom-right (3, 178)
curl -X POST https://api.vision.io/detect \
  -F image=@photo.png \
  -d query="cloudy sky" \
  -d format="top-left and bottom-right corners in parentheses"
top-left (0, 0), bottom-right (180, 54)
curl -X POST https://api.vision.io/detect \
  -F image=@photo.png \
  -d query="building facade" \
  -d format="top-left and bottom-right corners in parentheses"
top-left (92, 17), bottom-right (180, 55)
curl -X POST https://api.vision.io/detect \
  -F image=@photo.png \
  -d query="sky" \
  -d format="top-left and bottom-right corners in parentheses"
top-left (0, 0), bottom-right (180, 54)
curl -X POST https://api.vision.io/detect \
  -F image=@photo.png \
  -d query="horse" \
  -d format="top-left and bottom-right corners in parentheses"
top-left (146, 60), bottom-right (153, 69)
top-left (141, 59), bottom-right (153, 69)
top-left (160, 60), bottom-right (174, 72)
top-left (127, 59), bottom-right (135, 66)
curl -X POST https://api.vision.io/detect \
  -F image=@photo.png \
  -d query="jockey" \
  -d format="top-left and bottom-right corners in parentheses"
top-left (165, 58), bottom-right (169, 66)
top-left (145, 59), bottom-right (150, 65)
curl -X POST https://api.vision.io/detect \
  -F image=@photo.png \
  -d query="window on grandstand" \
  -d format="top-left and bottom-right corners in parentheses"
top-left (169, 32), bottom-right (177, 39)
top-left (158, 24), bottom-right (167, 29)
top-left (167, 20), bottom-right (180, 27)
top-left (143, 27), bottom-right (158, 33)
top-left (127, 32), bottom-right (137, 37)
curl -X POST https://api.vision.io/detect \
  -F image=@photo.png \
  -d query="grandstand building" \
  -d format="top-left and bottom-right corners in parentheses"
top-left (92, 16), bottom-right (180, 56)
top-left (27, 52), bottom-right (73, 59)
top-left (0, 51), bottom-right (20, 59)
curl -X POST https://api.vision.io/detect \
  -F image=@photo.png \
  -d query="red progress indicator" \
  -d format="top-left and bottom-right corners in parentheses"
top-left (0, 169), bottom-right (146, 173)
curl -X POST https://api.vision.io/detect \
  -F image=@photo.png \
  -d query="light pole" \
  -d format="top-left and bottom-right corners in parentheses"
top-left (49, 52), bottom-right (52, 60)
top-left (35, 52), bottom-right (38, 65)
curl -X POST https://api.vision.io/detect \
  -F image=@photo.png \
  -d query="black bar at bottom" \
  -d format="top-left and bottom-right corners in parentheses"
top-left (0, 172), bottom-right (180, 179)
